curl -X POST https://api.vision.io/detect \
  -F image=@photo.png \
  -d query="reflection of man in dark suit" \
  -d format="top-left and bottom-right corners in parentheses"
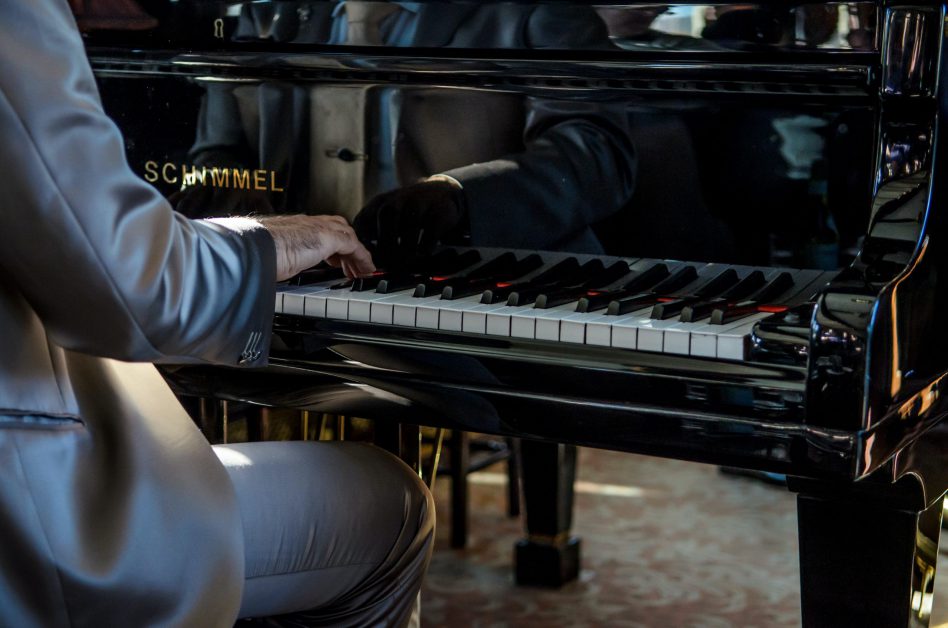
top-left (183, 1), bottom-right (636, 262)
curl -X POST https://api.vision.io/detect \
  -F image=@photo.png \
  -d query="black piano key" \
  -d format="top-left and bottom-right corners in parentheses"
top-left (349, 272), bottom-right (391, 292)
top-left (746, 271), bottom-right (795, 304)
top-left (606, 293), bottom-right (663, 316)
top-left (466, 252), bottom-right (520, 280)
top-left (290, 265), bottom-right (346, 286)
top-left (329, 279), bottom-right (354, 290)
top-left (378, 249), bottom-right (483, 293)
top-left (434, 249), bottom-right (482, 275)
top-left (403, 248), bottom-right (458, 273)
top-left (507, 260), bottom-right (605, 306)
top-left (619, 263), bottom-right (670, 293)
top-left (652, 265), bottom-right (700, 293)
top-left (721, 270), bottom-right (767, 300)
top-left (530, 257), bottom-right (582, 283)
top-left (709, 272), bottom-right (796, 324)
top-left (441, 278), bottom-right (493, 300)
top-left (575, 263), bottom-right (669, 312)
top-left (481, 257), bottom-right (581, 304)
top-left (603, 266), bottom-right (703, 316)
top-left (389, 250), bottom-right (483, 296)
top-left (534, 261), bottom-right (630, 309)
top-left (442, 254), bottom-right (543, 300)
top-left (651, 269), bottom-right (740, 320)
top-left (533, 287), bottom-right (584, 309)
top-left (377, 273), bottom-right (426, 294)
top-left (338, 250), bottom-right (461, 293)
top-left (416, 252), bottom-right (518, 297)
top-left (679, 271), bottom-right (767, 322)
top-left (693, 268), bottom-right (740, 298)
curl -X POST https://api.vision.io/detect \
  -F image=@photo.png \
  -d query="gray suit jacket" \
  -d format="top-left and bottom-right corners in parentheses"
top-left (0, 2), bottom-right (276, 625)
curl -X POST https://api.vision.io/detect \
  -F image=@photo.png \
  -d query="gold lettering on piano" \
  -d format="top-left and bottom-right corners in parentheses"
top-left (144, 160), bottom-right (159, 183)
top-left (140, 161), bottom-right (286, 193)
top-left (210, 168), bottom-right (230, 188)
top-left (234, 169), bottom-right (251, 190)
top-left (271, 171), bottom-right (285, 192)
top-left (162, 162), bottom-right (178, 184)
top-left (253, 169), bottom-right (266, 191)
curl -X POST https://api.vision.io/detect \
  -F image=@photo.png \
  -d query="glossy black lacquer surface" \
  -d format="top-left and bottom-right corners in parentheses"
top-left (83, 2), bottom-right (948, 490)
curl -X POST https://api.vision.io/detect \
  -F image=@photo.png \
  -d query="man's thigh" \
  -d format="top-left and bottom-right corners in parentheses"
top-left (214, 441), bottom-right (433, 620)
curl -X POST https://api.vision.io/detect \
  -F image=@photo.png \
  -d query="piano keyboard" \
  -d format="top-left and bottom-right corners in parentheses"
top-left (275, 250), bottom-right (832, 362)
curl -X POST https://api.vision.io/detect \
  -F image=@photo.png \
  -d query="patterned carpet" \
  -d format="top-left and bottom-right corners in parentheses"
top-left (421, 447), bottom-right (948, 627)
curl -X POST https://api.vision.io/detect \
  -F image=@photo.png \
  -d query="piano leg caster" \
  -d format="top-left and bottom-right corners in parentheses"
top-left (515, 536), bottom-right (581, 587)
top-left (791, 478), bottom-right (944, 628)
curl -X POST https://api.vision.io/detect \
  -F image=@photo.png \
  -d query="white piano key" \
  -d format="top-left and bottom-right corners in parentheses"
top-left (416, 306), bottom-right (440, 329)
top-left (342, 290), bottom-right (409, 322)
top-left (718, 334), bottom-right (747, 361)
top-left (533, 305), bottom-right (582, 341)
top-left (304, 292), bottom-right (330, 318)
top-left (662, 327), bottom-right (692, 355)
top-left (412, 294), bottom-right (454, 329)
top-left (415, 300), bottom-right (459, 331)
top-left (662, 318), bottom-right (714, 355)
top-left (585, 321), bottom-right (611, 346)
top-left (369, 301), bottom-right (393, 324)
top-left (510, 313), bottom-right (537, 339)
top-left (690, 331), bottom-right (718, 358)
top-left (461, 302), bottom-right (510, 334)
top-left (363, 292), bottom-right (412, 324)
top-left (440, 309), bottom-right (462, 331)
top-left (559, 311), bottom-right (619, 345)
top-left (607, 308), bottom-right (653, 349)
top-left (325, 294), bottom-right (351, 319)
top-left (636, 318), bottom-right (685, 353)
top-left (281, 284), bottom-right (333, 316)
top-left (611, 323), bottom-right (637, 349)
top-left (381, 292), bottom-right (442, 328)
top-left (349, 299), bottom-right (371, 321)
top-left (435, 296), bottom-right (487, 332)
top-left (486, 305), bottom-right (535, 336)
top-left (687, 313), bottom-right (768, 359)
top-left (393, 304), bottom-right (417, 327)
top-left (716, 314), bottom-right (769, 361)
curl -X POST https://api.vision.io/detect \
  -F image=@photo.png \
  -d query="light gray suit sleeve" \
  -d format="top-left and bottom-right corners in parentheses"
top-left (0, 1), bottom-right (275, 366)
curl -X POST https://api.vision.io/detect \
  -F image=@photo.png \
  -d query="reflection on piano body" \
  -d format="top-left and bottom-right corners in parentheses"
top-left (80, 2), bottom-right (948, 626)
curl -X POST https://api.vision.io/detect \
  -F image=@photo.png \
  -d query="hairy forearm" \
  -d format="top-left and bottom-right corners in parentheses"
top-left (257, 214), bottom-right (375, 281)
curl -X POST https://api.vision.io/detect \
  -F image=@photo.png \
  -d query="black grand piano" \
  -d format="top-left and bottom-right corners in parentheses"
top-left (79, 2), bottom-right (948, 625)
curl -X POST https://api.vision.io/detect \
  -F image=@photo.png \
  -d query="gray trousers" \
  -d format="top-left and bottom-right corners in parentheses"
top-left (215, 441), bottom-right (434, 627)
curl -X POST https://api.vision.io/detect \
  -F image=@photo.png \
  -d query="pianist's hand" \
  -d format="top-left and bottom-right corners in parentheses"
top-left (353, 175), bottom-right (466, 265)
top-left (258, 214), bottom-right (376, 281)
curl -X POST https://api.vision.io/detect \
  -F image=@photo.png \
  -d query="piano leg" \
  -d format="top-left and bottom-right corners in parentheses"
top-left (792, 479), bottom-right (944, 628)
top-left (515, 439), bottom-right (581, 587)
top-left (374, 421), bottom-right (422, 476)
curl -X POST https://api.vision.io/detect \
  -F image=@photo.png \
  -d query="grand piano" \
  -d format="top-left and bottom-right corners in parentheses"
top-left (78, 2), bottom-right (948, 625)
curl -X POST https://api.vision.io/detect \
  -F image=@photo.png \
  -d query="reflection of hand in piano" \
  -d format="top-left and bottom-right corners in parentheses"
top-left (277, 248), bottom-right (833, 362)
top-left (353, 175), bottom-right (467, 265)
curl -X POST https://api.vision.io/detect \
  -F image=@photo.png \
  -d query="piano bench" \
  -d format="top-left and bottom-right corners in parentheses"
top-left (435, 431), bottom-right (521, 549)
